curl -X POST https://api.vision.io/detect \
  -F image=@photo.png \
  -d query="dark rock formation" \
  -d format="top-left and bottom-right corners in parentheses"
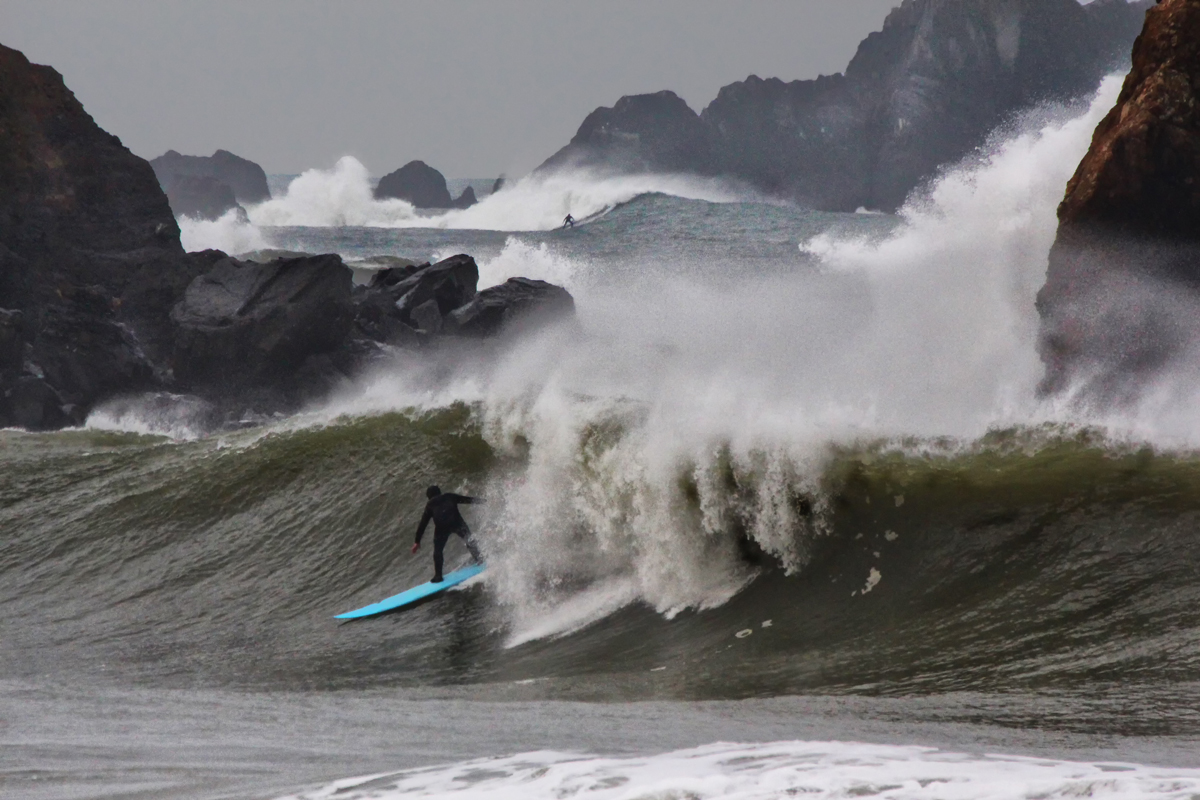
top-left (452, 186), bottom-right (478, 209)
top-left (164, 174), bottom-right (244, 221)
top-left (351, 255), bottom-right (576, 345)
top-left (149, 149), bottom-right (271, 205)
top-left (537, 0), bottom-right (1151, 211)
top-left (171, 254), bottom-right (353, 397)
top-left (1037, 0), bottom-right (1200, 402)
top-left (539, 90), bottom-right (716, 176)
top-left (491, 175), bottom-right (506, 194)
top-left (0, 41), bottom-right (205, 428)
top-left (374, 160), bottom-right (453, 208)
top-left (0, 42), bottom-right (575, 431)
top-left (450, 278), bottom-right (576, 337)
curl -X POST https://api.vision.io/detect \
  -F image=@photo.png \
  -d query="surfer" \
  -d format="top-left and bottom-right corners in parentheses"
top-left (411, 485), bottom-right (483, 582)
top-left (563, 213), bottom-right (575, 229)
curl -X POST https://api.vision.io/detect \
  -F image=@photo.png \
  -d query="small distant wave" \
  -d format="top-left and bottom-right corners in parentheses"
top-left (278, 741), bottom-right (1200, 800)
top-left (177, 156), bottom-right (746, 251)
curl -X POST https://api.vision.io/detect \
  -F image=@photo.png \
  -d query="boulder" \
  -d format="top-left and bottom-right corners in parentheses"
top-left (491, 175), bottom-right (506, 194)
top-left (1036, 0), bottom-right (1200, 401)
top-left (163, 174), bottom-right (244, 221)
top-left (171, 254), bottom-right (353, 395)
top-left (451, 186), bottom-right (478, 209)
top-left (373, 161), bottom-right (453, 208)
top-left (449, 277), bottom-right (575, 337)
top-left (386, 254), bottom-right (479, 327)
top-left (149, 149), bottom-right (271, 205)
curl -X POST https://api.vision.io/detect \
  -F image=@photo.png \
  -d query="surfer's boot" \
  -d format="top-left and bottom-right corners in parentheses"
top-left (431, 574), bottom-right (444, 583)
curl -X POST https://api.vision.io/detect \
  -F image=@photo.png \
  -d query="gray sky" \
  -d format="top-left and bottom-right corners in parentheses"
top-left (0, 1), bottom-right (899, 177)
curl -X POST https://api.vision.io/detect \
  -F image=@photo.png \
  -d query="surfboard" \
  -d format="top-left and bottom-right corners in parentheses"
top-left (334, 563), bottom-right (485, 620)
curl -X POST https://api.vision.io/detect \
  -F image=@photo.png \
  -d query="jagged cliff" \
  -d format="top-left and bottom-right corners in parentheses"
top-left (537, 0), bottom-right (1151, 212)
top-left (0, 42), bottom-right (204, 427)
top-left (1036, 0), bottom-right (1200, 402)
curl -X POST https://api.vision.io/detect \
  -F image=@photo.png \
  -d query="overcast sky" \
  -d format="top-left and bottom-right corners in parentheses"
top-left (0, 1), bottom-right (900, 177)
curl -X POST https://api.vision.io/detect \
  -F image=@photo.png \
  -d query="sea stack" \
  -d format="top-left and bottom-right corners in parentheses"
top-left (374, 160), bottom-right (453, 208)
top-left (1036, 0), bottom-right (1200, 403)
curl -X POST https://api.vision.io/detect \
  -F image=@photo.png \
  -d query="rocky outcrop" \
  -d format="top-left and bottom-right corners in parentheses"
top-left (0, 41), bottom-right (206, 429)
top-left (539, 90), bottom-right (716, 175)
top-left (374, 160), bottom-right (453, 208)
top-left (351, 255), bottom-right (576, 344)
top-left (450, 278), bottom-right (576, 337)
top-left (171, 254), bottom-right (353, 398)
top-left (452, 186), bottom-right (478, 209)
top-left (149, 149), bottom-right (271, 205)
top-left (537, 0), bottom-right (1151, 211)
top-left (164, 174), bottom-right (244, 221)
top-left (0, 42), bottom-right (576, 431)
top-left (1036, 0), bottom-right (1200, 403)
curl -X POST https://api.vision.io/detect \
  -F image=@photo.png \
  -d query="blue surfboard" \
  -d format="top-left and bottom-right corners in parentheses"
top-left (334, 564), bottom-right (485, 620)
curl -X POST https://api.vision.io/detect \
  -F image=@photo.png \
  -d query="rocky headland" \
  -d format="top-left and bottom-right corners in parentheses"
top-left (374, 160), bottom-right (477, 209)
top-left (0, 43), bottom-right (572, 431)
top-left (1036, 0), bottom-right (1200, 404)
top-left (539, 0), bottom-right (1152, 212)
top-left (150, 149), bottom-right (271, 221)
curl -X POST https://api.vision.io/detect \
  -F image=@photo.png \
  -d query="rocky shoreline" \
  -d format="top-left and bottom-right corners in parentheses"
top-left (0, 42), bottom-right (572, 432)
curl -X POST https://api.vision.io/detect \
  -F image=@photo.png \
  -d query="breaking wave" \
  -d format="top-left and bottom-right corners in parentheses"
top-left (176, 156), bottom-right (745, 252)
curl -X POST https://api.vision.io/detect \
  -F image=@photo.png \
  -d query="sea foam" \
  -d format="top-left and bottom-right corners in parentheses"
top-left (276, 741), bottom-right (1200, 800)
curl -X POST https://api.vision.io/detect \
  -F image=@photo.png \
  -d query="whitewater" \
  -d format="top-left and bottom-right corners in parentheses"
top-left (13, 76), bottom-right (1200, 800)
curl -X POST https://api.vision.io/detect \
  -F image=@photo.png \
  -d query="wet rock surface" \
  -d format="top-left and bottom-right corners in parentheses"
top-left (1037, 0), bottom-right (1200, 403)
top-left (450, 278), bottom-right (576, 338)
top-left (171, 254), bottom-right (354, 397)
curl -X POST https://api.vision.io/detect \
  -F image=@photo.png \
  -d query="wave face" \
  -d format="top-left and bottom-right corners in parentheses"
top-left (15, 77), bottom-right (1200, 735)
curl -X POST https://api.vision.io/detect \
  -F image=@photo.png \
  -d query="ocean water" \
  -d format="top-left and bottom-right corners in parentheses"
top-left (9, 76), bottom-right (1200, 799)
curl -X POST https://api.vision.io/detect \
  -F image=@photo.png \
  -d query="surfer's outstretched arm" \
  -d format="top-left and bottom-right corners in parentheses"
top-left (412, 507), bottom-right (433, 553)
top-left (446, 493), bottom-right (482, 504)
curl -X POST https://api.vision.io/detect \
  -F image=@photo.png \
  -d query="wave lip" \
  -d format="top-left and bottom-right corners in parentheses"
top-left (277, 740), bottom-right (1200, 800)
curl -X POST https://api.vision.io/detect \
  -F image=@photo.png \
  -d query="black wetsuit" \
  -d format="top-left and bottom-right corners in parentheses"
top-left (415, 493), bottom-right (482, 580)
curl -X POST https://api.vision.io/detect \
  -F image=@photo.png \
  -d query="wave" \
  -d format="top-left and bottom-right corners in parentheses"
top-left (278, 741), bottom-right (1200, 800)
top-left (177, 156), bottom-right (746, 252)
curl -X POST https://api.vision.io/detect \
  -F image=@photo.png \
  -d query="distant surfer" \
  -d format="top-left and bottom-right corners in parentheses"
top-left (411, 486), bottom-right (483, 582)
top-left (563, 213), bottom-right (575, 229)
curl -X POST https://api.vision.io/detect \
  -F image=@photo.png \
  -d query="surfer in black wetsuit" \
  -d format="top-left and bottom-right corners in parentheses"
top-left (411, 485), bottom-right (483, 582)
top-left (563, 213), bottom-right (575, 229)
